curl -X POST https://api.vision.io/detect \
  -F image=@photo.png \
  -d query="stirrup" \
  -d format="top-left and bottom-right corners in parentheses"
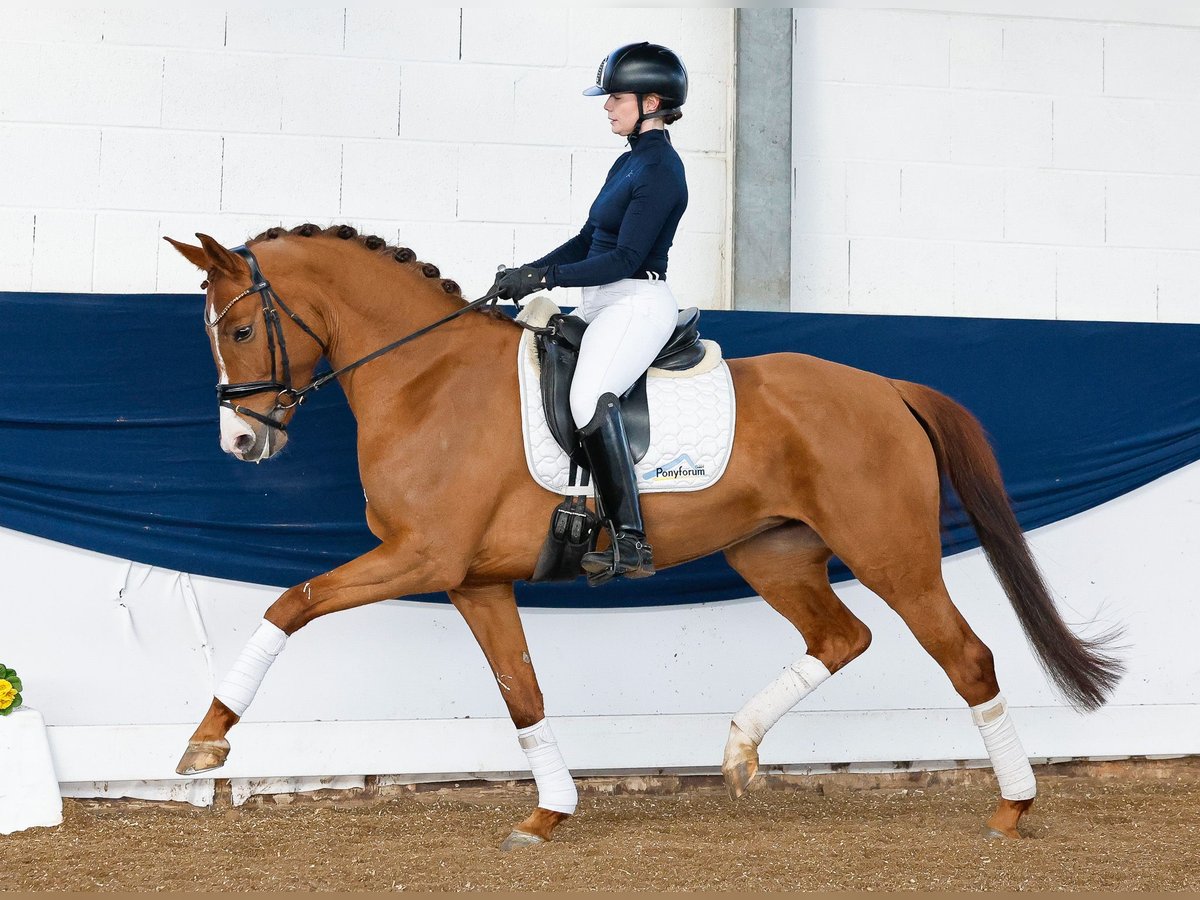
top-left (581, 530), bottom-right (655, 585)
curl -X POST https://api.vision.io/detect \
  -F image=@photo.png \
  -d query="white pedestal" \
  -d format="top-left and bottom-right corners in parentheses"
top-left (0, 707), bottom-right (63, 834)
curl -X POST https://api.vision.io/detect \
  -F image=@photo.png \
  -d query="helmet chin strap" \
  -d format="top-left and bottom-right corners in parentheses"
top-left (630, 94), bottom-right (666, 142)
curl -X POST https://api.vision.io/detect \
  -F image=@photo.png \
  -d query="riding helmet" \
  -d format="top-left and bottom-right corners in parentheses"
top-left (583, 42), bottom-right (688, 118)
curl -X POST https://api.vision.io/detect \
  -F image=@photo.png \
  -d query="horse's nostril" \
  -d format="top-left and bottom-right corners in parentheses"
top-left (234, 433), bottom-right (255, 454)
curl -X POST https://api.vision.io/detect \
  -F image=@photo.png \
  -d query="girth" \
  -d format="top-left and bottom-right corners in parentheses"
top-left (536, 307), bottom-right (706, 469)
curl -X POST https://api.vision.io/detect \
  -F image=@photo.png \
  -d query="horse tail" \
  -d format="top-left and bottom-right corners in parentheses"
top-left (890, 379), bottom-right (1124, 711)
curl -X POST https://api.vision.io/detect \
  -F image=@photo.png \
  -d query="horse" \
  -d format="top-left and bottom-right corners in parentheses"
top-left (164, 223), bottom-right (1122, 848)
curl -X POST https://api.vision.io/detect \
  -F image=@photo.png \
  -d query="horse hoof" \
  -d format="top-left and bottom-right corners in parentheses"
top-left (981, 824), bottom-right (1020, 840)
top-left (721, 722), bottom-right (759, 800)
top-left (500, 829), bottom-right (545, 852)
top-left (175, 739), bottom-right (230, 775)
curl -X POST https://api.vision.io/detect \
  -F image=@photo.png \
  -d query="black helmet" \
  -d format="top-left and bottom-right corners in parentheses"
top-left (583, 42), bottom-right (688, 120)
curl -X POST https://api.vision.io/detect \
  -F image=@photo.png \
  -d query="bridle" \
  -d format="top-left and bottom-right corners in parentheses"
top-left (208, 245), bottom-right (524, 434)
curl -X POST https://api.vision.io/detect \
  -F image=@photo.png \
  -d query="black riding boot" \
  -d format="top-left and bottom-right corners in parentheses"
top-left (578, 393), bottom-right (655, 586)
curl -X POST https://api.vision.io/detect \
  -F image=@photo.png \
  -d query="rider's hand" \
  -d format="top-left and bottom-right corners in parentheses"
top-left (493, 265), bottom-right (549, 302)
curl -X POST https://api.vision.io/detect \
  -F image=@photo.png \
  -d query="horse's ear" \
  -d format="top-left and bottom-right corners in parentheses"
top-left (194, 233), bottom-right (249, 279)
top-left (162, 235), bottom-right (208, 271)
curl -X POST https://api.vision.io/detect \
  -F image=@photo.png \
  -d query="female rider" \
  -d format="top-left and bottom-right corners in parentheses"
top-left (495, 41), bottom-right (689, 585)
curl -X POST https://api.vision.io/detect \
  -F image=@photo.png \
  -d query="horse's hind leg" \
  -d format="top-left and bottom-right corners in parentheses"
top-left (721, 522), bottom-right (873, 799)
top-left (831, 521), bottom-right (1036, 839)
top-left (449, 583), bottom-right (574, 851)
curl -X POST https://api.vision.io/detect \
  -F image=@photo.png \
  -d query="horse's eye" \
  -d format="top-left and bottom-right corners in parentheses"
top-left (233, 324), bottom-right (254, 343)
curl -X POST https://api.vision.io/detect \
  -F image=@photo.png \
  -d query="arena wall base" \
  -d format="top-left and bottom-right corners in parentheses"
top-left (47, 704), bottom-right (1200, 806)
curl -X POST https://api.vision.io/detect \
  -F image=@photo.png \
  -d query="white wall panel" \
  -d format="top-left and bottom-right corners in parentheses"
top-left (0, 9), bottom-right (732, 309)
top-left (793, 7), bottom-right (1200, 322)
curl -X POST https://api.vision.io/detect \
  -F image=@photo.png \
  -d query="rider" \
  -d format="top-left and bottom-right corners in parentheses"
top-left (495, 42), bottom-right (689, 584)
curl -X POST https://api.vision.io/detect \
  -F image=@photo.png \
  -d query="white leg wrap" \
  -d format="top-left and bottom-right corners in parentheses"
top-left (971, 693), bottom-right (1037, 801)
top-left (214, 620), bottom-right (287, 716)
top-left (732, 654), bottom-right (832, 745)
top-left (516, 719), bottom-right (578, 815)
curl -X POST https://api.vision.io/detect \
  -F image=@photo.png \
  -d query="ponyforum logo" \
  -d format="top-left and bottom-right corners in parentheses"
top-left (642, 453), bottom-right (706, 482)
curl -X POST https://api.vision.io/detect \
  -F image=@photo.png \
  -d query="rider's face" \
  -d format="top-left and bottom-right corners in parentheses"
top-left (604, 92), bottom-right (649, 137)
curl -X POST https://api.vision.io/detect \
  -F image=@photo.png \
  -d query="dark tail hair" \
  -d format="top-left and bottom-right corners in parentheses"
top-left (891, 380), bottom-right (1124, 711)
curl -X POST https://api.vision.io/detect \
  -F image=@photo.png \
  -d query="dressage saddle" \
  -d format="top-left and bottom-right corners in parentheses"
top-left (536, 307), bottom-right (706, 471)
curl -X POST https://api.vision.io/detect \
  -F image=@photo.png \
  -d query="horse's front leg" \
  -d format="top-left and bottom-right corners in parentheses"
top-left (176, 545), bottom-right (462, 776)
top-left (449, 583), bottom-right (575, 851)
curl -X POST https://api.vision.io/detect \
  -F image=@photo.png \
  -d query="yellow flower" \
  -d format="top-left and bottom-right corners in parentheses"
top-left (0, 679), bottom-right (14, 710)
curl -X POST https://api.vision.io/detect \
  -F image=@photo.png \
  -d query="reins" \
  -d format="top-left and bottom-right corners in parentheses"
top-left (210, 245), bottom-right (547, 433)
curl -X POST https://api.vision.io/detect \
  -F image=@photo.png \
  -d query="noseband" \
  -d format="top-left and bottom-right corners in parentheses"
top-left (206, 245), bottom-right (533, 434)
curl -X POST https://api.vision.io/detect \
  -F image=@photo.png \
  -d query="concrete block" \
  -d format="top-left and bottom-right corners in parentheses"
top-left (1104, 24), bottom-right (1200, 101)
top-left (567, 9), bottom-right (683, 72)
top-left (952, 243), bottom-right (1057, 319)
top-left (461, 8), bottom-right (568, 66)
top-left (0, 210), bottom-right (34, 291)
top-left (669, 230), bottom-right (726, 310)
top-left (0, 41), bottom-right (163, 127)
top-left (1106, 174), bottom-right (1200, 250)
top-left (794, 84), bottom-right (950, 163)
top-left (157, 213), bottom-right (282, 292)
top-left (1155, 251), bottom-right (1200, 324)
top-left (950, 92), bottom-right (1052, 167)
top-left (568, 149), bottom-right (620, 224)
top-left (399, 63), bottom-right (516, 143)
top-left (849, 237), bottom-right (954, 316)
top-left (1055, 247), bottom-right (1158, 322)
top-left (99, 128), bottom-right (222, 213)
top-left (280, 56), bottom-right (403, 138)
top-left (675, 8), bottom-right (734, 76)
top-left (457, 145), bottom-right (571, 225)
top-left (950, 17), bottom-right (1103, 94)
top-left (101, 8), bottom-right (225, 48)
top-left (794, 9), bottom-right (950, 87)
top-left (899, 165), bottom-right (1004, 242)
top-left (162, 50), bottom-right (286, 133)
top-left (224, 8), bottom-right (346, 56)
top-left (1, 8), bottom-right (103, 42)
top-left (31, 210), bottom-right (95, 292)
top-left (845, 162), bottom-right (900, 237)
top-left (1053, 97), bottom-right (1200, 174)
top-left (221, 134), bottom-right (341, 218)
top-left (398, 221), bottom-right (516, 297)
top-left (791, 235), bottom-right (848, 313)
top-left (342, 140), bottom-right (458, 222)
top-left (0, 708), bottom-right (62, 835)
top-left (513, 67), bottom-right (617, 149)
top-left (1003, 170), bottom-right (1105, 246)
top-left (0, 125), bottom-right (100, 208)
top-left (93, 212), bottom-right (162, 293)
top-left (678, 154), bottom-right (726, 235)
top-left (668, 70), bottom-right (728, 155)
top-left (793, 159), bottom-right (846, 235)
top-left (343, 7), bottom-right (460, 61)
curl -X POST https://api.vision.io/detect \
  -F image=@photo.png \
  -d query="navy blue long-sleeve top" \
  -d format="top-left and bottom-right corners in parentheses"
top-left (528, 129), bottom-right (687, 288)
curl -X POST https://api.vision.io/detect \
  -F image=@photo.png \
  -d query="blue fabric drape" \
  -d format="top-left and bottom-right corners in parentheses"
top-left (1, 291), bottom-right (1197, 607)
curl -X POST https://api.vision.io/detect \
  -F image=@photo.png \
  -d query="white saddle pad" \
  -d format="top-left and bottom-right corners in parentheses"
top-left (515, 296), bottom-right (736, 497)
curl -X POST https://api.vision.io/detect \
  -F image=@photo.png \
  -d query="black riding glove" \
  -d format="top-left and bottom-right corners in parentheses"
top-left (493, 265), bottom-right (549, 302)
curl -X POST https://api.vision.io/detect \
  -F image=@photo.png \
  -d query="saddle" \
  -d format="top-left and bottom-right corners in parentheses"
top-left (529, 306), bottom-right (706, 583)
top-left (536, 307), bottom-right (706, 470)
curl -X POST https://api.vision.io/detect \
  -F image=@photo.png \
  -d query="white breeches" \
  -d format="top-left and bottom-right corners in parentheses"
top-left (569, 278), bottom-right (679, 428)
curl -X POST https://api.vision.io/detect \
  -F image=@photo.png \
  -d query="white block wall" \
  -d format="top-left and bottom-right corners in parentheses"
top-left (791, 7), bottom-right (1200, 323)
top-left (0, 8), bottom-right (733, 308)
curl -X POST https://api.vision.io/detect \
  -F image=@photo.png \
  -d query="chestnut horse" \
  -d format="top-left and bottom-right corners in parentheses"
top-left (165, 224), bottom-right (1121, 848)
